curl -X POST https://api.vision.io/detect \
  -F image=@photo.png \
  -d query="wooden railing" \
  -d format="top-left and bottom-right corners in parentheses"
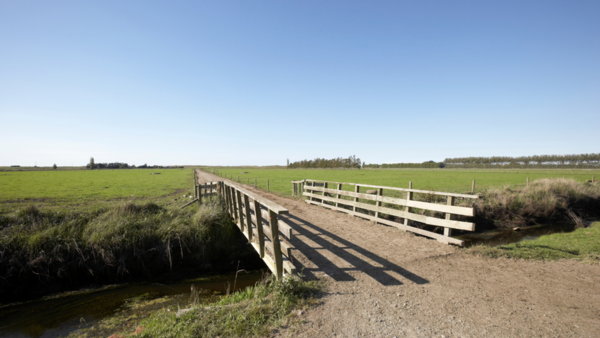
top-left (219, 181), bottom-right (295, 279)
top-left (293, 179), bottom-right (479, 246)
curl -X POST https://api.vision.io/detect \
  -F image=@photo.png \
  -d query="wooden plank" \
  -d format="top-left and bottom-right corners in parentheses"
top-left (302, 191), bottom-right (475, 231)
top-left (243, 194), bottom-right (253, 241)
top-left (224, 182), bottom-right (288, 215)
top-left (269, 209), bottom-right (283, 279)
top-left (304, 179), bottom-right (479, 199)
top-left (307, 185), bottom-right (474, 216)
top-left (253, 199), bottom-right (265, 257)
top-left (181, 198), bottom-right (198, 209)
top-left (305, 199), bottom-right (464, 246)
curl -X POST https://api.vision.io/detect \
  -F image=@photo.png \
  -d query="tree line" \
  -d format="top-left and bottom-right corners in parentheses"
top-left (363, 161), bottom-right (444, 169)
top-left (87, 157), bottom-right (182, 169)
top-left (443, 153), bottom-right (600, 168)
top-left (287, 156), bottom-right (362, 169)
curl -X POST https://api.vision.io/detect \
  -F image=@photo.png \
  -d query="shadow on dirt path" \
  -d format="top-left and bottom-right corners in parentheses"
top-left (281, 214), bottom-right (428, 286)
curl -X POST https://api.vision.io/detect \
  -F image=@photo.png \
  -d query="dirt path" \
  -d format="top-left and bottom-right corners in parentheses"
top-left (196, 170), bottom-right (600, 338)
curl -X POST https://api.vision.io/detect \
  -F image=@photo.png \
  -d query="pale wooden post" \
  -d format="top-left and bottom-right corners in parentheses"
top-left (243, 194), bottom-right (253, 241)
top-left (310, 181), bottom-right (314, 201)
top-left (404, 182), bottom-right (412, 229)
top-left (471, 180), bottom-right (475, 193)
top-left (197, 184), bottom-right (202, 206)
top-left (254, 179), bottom-right (257, 188)
top-left (229, 186), bottom-right (237, 221)
top-left (268, 209), bottom-right (283, 279)
top-left (336, 183), bottom-right (342, 207)
top-left (236, 190), bottom-right (244, 231)
top-left (293, 182), bottom-right (297, 196)
top-left (375, 188), bottom-right (383, 219)
top-left (353, 185), bottom-right (360, 212)
top-left (254, 200), bottom-right (265, 257)
top-left (267, 179), bottom-right (270, 191)
top-left (443, 196), bottom-right (454, 240)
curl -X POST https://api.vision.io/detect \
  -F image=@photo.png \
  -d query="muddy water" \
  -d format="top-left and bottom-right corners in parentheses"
top-left (0, 270), bottom-right (265, 338)
top-left (456, 222), bottom-right (578, 247)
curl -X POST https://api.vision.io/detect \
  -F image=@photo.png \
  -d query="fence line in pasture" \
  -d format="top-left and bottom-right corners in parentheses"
top-left (292, 179), bottom-right (478, 246)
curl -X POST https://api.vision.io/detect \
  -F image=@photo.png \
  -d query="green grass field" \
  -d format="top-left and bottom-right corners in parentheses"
top-left (206, 167), bottom-right (600, 196)
top-left (0, 169), bottom-right (193, 205)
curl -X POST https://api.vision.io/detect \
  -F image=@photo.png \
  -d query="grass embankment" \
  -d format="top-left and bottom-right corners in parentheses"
top-left (468, 221), bottom-right (600, 262)
top-left (472, 178), bottom-right (600, 229)
top-left (70, 275), bottom-right (320, 338)
top-left (0, 199), bottom-right (262, 302)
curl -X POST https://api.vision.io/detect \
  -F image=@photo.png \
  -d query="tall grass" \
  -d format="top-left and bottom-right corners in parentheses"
top-left (0, 199), bottom-right (260, 302)
top-left (472, 178), bottom-right (600, 228)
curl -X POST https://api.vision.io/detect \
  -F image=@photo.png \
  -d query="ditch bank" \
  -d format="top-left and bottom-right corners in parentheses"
top-left (0, 200), bottom-right (264, 303)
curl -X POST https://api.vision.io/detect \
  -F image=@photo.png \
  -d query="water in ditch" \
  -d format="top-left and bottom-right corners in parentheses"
top-left (0, 270), bottom-right (265, 338)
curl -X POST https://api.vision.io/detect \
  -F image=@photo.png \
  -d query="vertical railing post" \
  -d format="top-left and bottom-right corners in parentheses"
top-left (236, 190), bottom-right (244, 231)
top-left (269, 209), bottom-right (283, 279)
top-left (254, 200), bottom-right (264, 257)
top-left (353, 185), bottom-right (360, 212)
top-left (323, 182), bottom-right (328, 204)
top-left (254, 179), bottom-right (257, 188)
top-left (403, 182), bottom-right (413, 229)
top-left (375, 188), bottom-right (383, 219)
top-left (198, 184), bottom-right (202, 206)
top-left (243, 194), bottom-right (253, 241)
top-left (336, 183), bottom-right (342, 207)
top-left (443, 196), bottom-right (454, 241)
top-left (471, 180), bottom-right (475, 193)
top-left (229, 186), bottom-right (237, 221)
top-left (267, 179), bottom-right (270, 191)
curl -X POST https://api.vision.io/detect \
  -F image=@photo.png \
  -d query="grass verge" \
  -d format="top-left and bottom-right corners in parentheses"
top-left (467, 221), bottom-right (600, 262)
top-left (68, 274), bottom-right (321, 338)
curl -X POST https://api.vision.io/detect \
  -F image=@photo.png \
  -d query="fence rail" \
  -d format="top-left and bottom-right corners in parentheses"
top-left (293, 179), bottom-right (478, 246)
top-left (219, 181), bottom-right (295, 279)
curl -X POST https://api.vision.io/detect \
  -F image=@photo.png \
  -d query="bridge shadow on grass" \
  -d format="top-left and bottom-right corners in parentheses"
top-left (280, 214), bottom-right (428, 286)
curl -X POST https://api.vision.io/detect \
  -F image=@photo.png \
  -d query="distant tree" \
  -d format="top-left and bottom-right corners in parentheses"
top-left (89, 157), bottom-right (95, 170)
top-left (53, 164), bottom-right (57, 170)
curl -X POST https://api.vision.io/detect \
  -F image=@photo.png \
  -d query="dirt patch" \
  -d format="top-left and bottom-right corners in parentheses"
top-left (196, 170), bottom-right (600, 337)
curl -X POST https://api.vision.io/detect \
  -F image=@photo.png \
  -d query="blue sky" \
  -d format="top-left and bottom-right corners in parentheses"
top-left (1, 1), bottom-right (598, 166)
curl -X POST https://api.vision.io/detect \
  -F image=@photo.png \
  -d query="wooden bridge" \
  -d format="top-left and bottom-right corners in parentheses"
top-left (193, 171), bottom-right (478, 279)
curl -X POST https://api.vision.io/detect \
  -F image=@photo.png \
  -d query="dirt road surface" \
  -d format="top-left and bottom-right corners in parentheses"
top-left (196, 170), bottom-right (600, 338)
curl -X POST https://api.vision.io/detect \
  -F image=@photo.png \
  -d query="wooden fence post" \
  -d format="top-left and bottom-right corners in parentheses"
top-left (375, 188), bottom-right (383, 219)
top-left (267, 179), bottom-right (270, 191)
top-left (443, 196), bottom-right (454, 240)
top-left (198, 184), bottom-right (202, 206)
top-left (268, 209), bottom-right (283, 279)
top-left (353, 185), bottom-right (360, 212)
top-left (323, 182), bottom-right (328, 204)
top-left (471, 180), bottom-right (475, 193)
top-left (254, 200), bottom-right (264, 257)
top-left (404, 182), bottom-right (412, 229)
top-left (336, 183), bottom-right (342, 208)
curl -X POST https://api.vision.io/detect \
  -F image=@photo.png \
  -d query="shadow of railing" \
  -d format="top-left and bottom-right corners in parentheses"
top-left (281, 214), bottom-right (429, 286)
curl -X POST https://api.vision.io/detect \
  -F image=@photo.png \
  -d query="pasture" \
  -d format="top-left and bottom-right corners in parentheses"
top-left (205, 167), bottom-right (600, 196)
top-left (0, 169), bottom-right (192, 206)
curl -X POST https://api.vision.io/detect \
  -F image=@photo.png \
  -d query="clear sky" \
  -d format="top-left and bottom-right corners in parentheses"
top-left (1, 1), bottom-right (598, 166)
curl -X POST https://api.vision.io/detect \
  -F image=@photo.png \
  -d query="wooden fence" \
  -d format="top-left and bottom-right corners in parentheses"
top-left (219, 181), bottom-right (295, 279)
top-left (293, 179), bottom-right (479, 246)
